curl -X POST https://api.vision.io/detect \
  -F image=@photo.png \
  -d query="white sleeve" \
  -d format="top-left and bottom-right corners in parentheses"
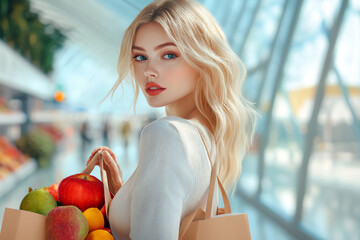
top-left (129, 120), bottom-right (195, 240)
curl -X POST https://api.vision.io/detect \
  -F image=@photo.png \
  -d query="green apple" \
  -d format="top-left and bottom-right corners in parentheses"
top-left (19, 187), bottom-right (57, 216)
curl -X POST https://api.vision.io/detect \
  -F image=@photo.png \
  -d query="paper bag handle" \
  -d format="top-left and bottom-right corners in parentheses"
top-left (192, 122), bottom-right (231, 218)
top-left (179, 122), bottom-right (233, 239)
top-left (81, 150), bottom-right (112, 217)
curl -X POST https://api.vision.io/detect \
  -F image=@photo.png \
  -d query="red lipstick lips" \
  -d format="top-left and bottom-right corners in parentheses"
top-left (145, 82), bottom-right (166, 96)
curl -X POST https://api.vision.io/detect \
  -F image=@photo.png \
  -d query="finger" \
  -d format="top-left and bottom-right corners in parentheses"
top-left (103, 151), bottom-right (123, 190)
top-left (96, 146), bottom-right (115, 158)
top-left (103, 151), bottom-right (120, 177)
top-left (83, 150), bottom-right (102, 174)
top-left (98, 149), bottom-right (120, 177)
top-left (97, 146), bottom-right (111, 152)
top-left (100, 148), bottom-right (119, 174)
top-left (87, 148), bottom-right (103, 165)
top-left (100, 147), bottom-right (117, 162)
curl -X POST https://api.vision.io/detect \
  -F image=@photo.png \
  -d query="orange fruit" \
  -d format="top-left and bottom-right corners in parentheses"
top-left (83, 208), bottom-right (104, 232)
top-left (85, 229), bottom-right (114, 240)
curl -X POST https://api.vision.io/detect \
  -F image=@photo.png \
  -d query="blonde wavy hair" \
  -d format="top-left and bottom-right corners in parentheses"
top-left (108, 0), bottom-right (257, 193)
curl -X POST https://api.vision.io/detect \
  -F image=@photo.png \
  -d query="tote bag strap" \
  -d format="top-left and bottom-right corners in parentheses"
top-left (179, 122), bottom-right (233, 239)
top-left (81, 150), bottom-right (112, 217)
top-left (191, 122), bottom-right (231, 217)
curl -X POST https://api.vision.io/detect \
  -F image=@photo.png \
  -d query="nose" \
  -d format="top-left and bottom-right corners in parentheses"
top-left (144, 60), bottom-right (159, 79)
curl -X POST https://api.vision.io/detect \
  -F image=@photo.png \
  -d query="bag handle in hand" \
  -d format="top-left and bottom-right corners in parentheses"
top-left (81, 150), bottom-right (112, 217)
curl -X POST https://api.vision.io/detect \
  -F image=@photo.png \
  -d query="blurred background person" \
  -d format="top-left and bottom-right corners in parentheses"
top-left (102, 117), bottom-right (111, 147)
top-left (80, 121), bottom-right (92, 161)
top-left (119, 120), bottom-right (132, 161)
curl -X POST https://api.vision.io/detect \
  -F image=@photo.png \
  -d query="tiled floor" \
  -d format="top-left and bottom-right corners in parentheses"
top-left (0, 131), bottom-right (297, 240)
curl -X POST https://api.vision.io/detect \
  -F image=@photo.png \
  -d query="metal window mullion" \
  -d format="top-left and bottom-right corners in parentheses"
top-left (122, 0), bottom-right (141, 11)
top-left (294, 0), bottom-right (349, 224)
top-left (283, 91), bottom-right (304, 146)
top-left (256, 0), bottom-right (304, 197)
top-left (333, 65), bottom-right (360, 147)
top-left (320, 5), bottom-right (360, 139)
top-left (238, 0), bottom-right (263, 57)
top-left (255, 0), bottom-right (289, 108)
top-left (229, 0), bottom-right (247, 46)
top-left (221, 0), bottom-right (236, 29)
top-left (247, 58), bottom-right (269, 76)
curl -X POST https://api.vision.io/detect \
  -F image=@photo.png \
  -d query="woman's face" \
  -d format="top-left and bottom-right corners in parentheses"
top-left (132, 22), bottom-right (199, 109)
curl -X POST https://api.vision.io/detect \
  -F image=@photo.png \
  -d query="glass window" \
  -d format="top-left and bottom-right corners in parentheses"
top-left (222, 0), bottom-right (245, 37)
top-left (231, 0), bottom-right (264, 54)
top-left (301, 1), bottom-right (360, 238)
top-left (333, 0), bottom-right (360, 115)
top-left (259, 0), bottom-right (341, 219)
top-left (241, 0), bottom-right (285, 69)
top-left (238, 0), bottom-right (285, 196)
top-left (260, 92), bottom-right (302, 217)
top-left (239, 71), bottom-right (264, 194)
top-left (302, 82), bottom-right (360, 240)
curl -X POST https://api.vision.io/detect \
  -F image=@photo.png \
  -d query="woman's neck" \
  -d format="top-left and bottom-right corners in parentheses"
top-left (165, 92), bottom-right (197, 119)
top-left (165, 93), bottom-right (213, 134)
top-left (167, 108), bottom-right (212, 135)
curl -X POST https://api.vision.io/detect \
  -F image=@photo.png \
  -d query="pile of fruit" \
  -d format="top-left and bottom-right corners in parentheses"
top-left (0, 97), bottom-right (10, 113)
top-left (16, 128), bottom-right (56, 168)
top-left (38, 124), bottom-right (63, 143)
top-left (0, 136), bottom-right (30, 180)
top-left (20, 173), bottom-right (114, 240)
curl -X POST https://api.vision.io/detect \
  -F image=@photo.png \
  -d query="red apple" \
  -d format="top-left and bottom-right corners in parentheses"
top-left (46, 182), bottom-right (59, 201)
top-left (58, 173), bottom-right (104, 212)
top-left (102, 227), bottom-right (111, 234)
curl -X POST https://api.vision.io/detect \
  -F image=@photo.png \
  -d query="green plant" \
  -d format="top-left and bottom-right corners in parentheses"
top-left (0, 0), bottom-right (65, 74)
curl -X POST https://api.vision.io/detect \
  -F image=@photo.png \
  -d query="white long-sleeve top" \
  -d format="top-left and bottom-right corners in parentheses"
top-left (108, 116), bottom-right (217, 240)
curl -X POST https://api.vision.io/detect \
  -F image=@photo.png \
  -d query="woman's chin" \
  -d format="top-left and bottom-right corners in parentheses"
top-left (147, 101), bottom-right (165, 108)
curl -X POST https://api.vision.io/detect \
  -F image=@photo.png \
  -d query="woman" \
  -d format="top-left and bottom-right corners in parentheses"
top-left (88, 0), bottom-right (257, 239)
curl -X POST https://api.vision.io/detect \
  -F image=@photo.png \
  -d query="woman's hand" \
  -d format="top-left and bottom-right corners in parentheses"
top-left (87, 146), bottom-right (124, 195)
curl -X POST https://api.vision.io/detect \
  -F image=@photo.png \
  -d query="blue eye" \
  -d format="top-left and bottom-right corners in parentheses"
top-left (133, 55), bottom-right (146, 61)
top-left (164, 53), bottom-right (177, 60)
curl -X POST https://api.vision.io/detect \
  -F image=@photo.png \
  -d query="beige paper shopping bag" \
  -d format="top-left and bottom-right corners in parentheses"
top-left (179, 177), bottom-right (251, 240)
top-left (0, 208), bottom-right (46, 240)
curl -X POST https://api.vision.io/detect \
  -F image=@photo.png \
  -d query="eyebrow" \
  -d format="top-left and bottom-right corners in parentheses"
top-left (132, 42), bottom-right (177, 51)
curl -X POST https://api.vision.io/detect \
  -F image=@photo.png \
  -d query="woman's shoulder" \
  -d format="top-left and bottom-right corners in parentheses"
top-left (141, 116), bottom-right (194, 138)
top-left (141, 116), bottom-right (212, 147)
top-left (137, 116), bottom-right (199, 170)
